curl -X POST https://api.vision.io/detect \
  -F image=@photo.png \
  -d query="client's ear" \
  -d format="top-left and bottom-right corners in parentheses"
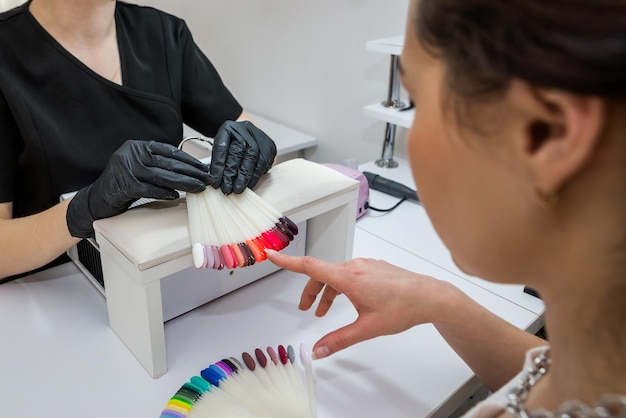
top-left (516, 84), bottom-right (605, 196)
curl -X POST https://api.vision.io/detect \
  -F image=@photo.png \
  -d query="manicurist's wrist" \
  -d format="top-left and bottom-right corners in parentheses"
top-left (66, 185), bottom-right (95, 239)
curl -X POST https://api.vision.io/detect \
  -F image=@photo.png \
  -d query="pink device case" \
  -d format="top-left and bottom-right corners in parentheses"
top-left (323, 163), bottom-right (369, 219)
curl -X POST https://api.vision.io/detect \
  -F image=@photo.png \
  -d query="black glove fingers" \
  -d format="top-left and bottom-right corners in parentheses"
top-left (131, 183), bottom-right (181, 201)
top-left (220, 136), bottom-right (246, 195)
top-left (208, 120), bottom-right (277, 193)
top-left (107, 168), bottom-right (182, 202)
top-left (233, 140), bottom-right (259, 193)
top-left (245, 124), bottom-right (276, 189)
top-left (209, 128), bottom-right (232, 188)
top-left (229, 120), bottom-right (256, 139)
top-left (149, 154), bottom-right (211, 185)
top-left (136, 166), bottom-right (207, 194)
top-left (148, 141), bottom-right (209, 172)
top-left (66, 139), bottom-right (209, 239)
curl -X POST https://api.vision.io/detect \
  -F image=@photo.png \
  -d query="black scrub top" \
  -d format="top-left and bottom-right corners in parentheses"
top-left (0, 1), bottom-right (243, 219)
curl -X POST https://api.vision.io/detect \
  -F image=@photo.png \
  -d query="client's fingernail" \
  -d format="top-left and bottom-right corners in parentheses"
top-left (312, 346), bottom-right (329, 360)
top-left (264, 249), bottom-right (278, 256)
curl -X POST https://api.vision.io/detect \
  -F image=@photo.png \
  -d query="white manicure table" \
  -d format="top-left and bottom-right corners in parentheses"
top-left (0, 157), bottom-right (544, 418)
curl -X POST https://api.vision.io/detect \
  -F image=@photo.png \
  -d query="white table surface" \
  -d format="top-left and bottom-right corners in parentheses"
top-left (0, 159), bottom-right (544, 418)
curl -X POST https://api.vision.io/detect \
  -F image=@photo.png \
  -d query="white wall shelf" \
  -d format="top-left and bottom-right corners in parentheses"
top-left (364, 35), bottom-right (413, 168)
top-left (363, 102), bottom-right (413, 129)
top-left (365, 35), bottom-right (404, 56)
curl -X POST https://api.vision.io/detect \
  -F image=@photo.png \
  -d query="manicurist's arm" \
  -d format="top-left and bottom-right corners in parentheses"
top-left (1, 139), bottom-right (214, 280)
top-left (0, 201), bottom-right (79, 279)
top-left (265, 251), bottom-right (546, 392)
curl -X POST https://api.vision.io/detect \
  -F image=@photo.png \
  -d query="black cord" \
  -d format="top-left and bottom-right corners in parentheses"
top-left (365, 197), bottom-right (407, 213)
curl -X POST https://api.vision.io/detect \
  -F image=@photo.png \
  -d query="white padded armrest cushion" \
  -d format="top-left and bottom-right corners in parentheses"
top-left (93, 158), bottom-right (359, 270)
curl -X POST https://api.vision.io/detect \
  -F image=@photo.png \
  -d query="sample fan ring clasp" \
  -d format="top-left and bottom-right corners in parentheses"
top-left (178, 136), bottom-right (214, 151)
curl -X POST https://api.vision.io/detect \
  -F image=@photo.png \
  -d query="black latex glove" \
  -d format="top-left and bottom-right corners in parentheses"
top-left (67, 140), bottom-right (211, 238)
top-left (209, 120), bottom-right (277, 195)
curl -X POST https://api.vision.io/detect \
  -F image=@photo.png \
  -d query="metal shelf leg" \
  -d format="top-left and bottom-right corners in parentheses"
top-left (376, 55), bottom-right (403, 168)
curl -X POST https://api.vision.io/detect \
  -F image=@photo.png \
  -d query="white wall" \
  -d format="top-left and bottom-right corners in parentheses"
top-left (138, 0), bottom-right (181, 16)
top-left (175, 1), bottom-right (411, 165)
top-left (0, 0), bottom-right (25, 12)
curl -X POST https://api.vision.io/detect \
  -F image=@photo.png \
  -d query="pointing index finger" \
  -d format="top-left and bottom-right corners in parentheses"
top-left (265, 250), bottom-right (343, 290)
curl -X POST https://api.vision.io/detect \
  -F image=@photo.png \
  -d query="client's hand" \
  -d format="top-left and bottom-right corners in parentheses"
top-left (66, 139), bottom-right (211, 238)
top-left (209, 120), bottom-right (277, 195)
top-left (265, 250), bottom-right (450, 360)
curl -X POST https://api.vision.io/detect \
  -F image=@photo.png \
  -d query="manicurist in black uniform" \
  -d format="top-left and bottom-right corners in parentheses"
top-left (0, 0), bottom-right (277, 281)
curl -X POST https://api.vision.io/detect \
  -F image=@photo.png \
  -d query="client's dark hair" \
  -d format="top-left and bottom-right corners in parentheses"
top-left (415, 0), bottom-right (626, 101)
